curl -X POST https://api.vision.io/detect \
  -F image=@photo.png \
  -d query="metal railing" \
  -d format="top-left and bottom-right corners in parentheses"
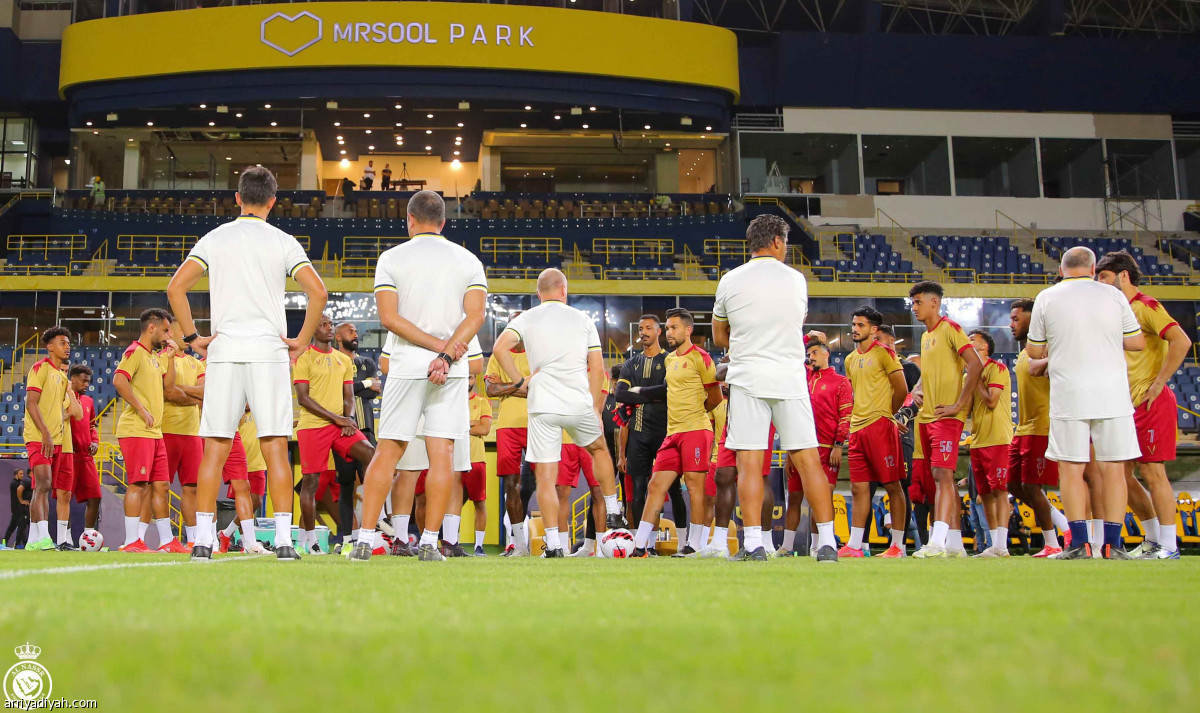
top-left (5, 234), bottom-right (88, 262)
top-left (995, 209), bottom-right (1038, 243)
top-left (480, 237), bottom-right (562, 265)
top-left (591, 238), bottom-right (673, 266)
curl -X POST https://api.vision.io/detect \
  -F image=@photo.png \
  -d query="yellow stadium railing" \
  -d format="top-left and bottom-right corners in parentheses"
top-left (602, 268), bottom-right (678, 281)
top-left (343, 235), bottom-right (406, 258)
top-left (570, 490), bottom-right (590, 545)
top-left (995, 209), bottom-right (1037, 243)
top-left (0, 333), bottom-right (41, 394)
top-left (974, 273), bottom-right (1056, 285)
top-left (339, 257), bottom-right (376, 278)
top-left (481, 237), bottom-right (562, 265)
top-left (591, 238), bottom-right (673, 266)
top-left (486, 266), bottom-right (548, 279)
top-left (875, 208), bottom-right (914, 253)
top-left (6, 234), bottom-right (88, 262)
top-left (115, 234), bottom-right (199, 261)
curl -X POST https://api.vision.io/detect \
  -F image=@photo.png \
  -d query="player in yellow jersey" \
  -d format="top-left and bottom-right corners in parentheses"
top-left (161, 318), bottom-right (207, 546)
top-left (632, 308), bottom-right (722, 557)
top-left (909, 281), bottom-right (985, 558)
top-left (1008, 298), bottom-right (1070, 557)
top-left (465, 390), bottom-right (492, 555)
top-left (113, 309), bottom-right (180, 553)
top-left (294, 315), bottom-right (376, 555)
top-left (965, 329), bottom-right (1015, 557)
top-left (22, 327), bottom-right (81, 551)
top-left (484, 328), bottom-right (533, 555)
top-left (844, 307), bottom-right (910, 558)
top-left (1096, 250), bottom-right (1192, 559)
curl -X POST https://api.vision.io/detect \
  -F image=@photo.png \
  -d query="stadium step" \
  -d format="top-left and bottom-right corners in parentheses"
top-left (1127, 230), bottom-right (1195, 278)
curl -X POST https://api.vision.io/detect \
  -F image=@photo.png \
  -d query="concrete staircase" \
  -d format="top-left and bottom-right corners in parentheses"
top-left (1127, 231), bottom-right (1194, 277)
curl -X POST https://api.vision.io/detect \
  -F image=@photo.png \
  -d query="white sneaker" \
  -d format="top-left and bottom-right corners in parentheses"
top-left (245, 541), bottom-right (269, 555)
top-left (567, 544), bottom-right (594, 558)
top-left (699, 547), bottom-right (729, 559)
top-left (945, 548), bottom-right (968, 559)
top-left (913, 545), bottom-right (946, 559)
top-left (972, 546), bottom-right (1007, 558)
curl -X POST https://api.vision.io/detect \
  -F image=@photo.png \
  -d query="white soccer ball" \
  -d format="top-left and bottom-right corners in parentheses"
top-left (599, 529), bottom-right (635, 559)
top-left (79, 529), bottom-right (104, 552)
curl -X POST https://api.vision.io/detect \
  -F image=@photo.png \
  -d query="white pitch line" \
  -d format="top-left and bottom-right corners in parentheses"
top-left (0, 554), bottom-right (269, 580)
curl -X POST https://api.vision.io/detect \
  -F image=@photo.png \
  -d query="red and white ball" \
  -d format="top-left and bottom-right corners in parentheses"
top-left (599, 529), bottom-right (635, 558)
top-left (79, 529), bottom-right (104, 552)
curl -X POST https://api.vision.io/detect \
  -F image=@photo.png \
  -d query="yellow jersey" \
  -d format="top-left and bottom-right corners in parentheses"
top-left (1013, 349), bottom-right (1050, 437)
top-left (665, 344), bottom-right (717, 436)
top-left (468, 392), bottom-right (492, 463)
top-left (709, 399), bottom-right (727, 464)
top-left (969, 359), bottom-right (1013, 448)
top-left (22, 358), bottom-right (70, 446)
top-left (485, 350), bottom-right (531, 430)
top-left (845, 341), bottom-right (903, 433)
top-left (917, 317), bottom-right (974, 424)
top-left (161, 353), bottom-right (205, 436)
top-left (293, 346), bottom-right (355, 431)
top-left (115, 342), bottom-right (167, 439)
top-left (1126, 292), bottom-right (1180, 406)
top-left (239, 413), bottom-right (267, 473)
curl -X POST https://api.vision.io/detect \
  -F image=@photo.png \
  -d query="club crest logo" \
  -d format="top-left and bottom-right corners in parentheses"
top-left (261, 11), bottom-right (324, 57)
top-left (4, 643), bottom-right (52, 702)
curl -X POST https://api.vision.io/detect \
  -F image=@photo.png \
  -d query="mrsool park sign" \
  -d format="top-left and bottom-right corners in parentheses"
top-left (59, 2), bottom-right (739, 98)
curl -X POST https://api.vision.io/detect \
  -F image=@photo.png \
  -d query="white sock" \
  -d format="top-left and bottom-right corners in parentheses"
top-left (761, 529), bottom-right (776, 554)
top-left (512, 521), bottom-right (528, 552)
top-left (475, 530), bottom-right (486, 549)
top-left (929, 521), bottom-right (949, 548)
top-left (989, 528), bottom-right (999, 548)
top-left (1159, 521), bottom-right (1177, 552)
top-left (221, 520), bottom-right (238, 537)
top-left (1142, 517), bottom-right (1159, 544)
top-left (995, 526), bottom-right (1008, 552)
top-left (503, 512), bottom-right (512, 543)
top-left (124, 516), bottom-right (140, 546)
top-left (393, 514), bottom-right (410, 541)
top-left (373, 531), bottom-right (385, 549)
top-left (186, 526), bottom-right (196, 543)
top-left (138, 521), bottom-right (149, 540)
top-left (56, 520), bottom-right (71, 546)
top-left (603, 494), bottom-right (621, 515)
top-left (686, 523), bottom-right (698, 548)
top-left (743, 525), bottom-right (763, 551)
top-left (302, 530), bottom-right (315, 549)
top-left (947, 529), bottom-right (964, 552)
top-left (582, 537), bottom-right (595, 553)
top-left (890, 529), bottom-right (905, 548)
top-left (1089, 518), bottom-right (1104, 550)
top-left (195, 512), bottom-right (215, 547)
top-left (687, 523), bottom-right (704, 551)
top-left (848, 526), bottom-right (865, 551)
top-left (240, 519), bottom-right (256, 547)
top-left (710, 526), bottom-right (728, 549)
top-left (700, 525), bottom-right (710, 548)
top-left (633, 520), bottom-right (655, 549)
top-left (351, 528), bottom-right (360, 542)
top-left (1043, 527), bottom-right (1059, 549)
top-left (1049, 506), bottom-right (1070, 533)
top-left (816, 521), bottom-right (835, 550)
top-left (810, 533), bottom-right (819, 552)
top-left (782, 529), bottom-right (796, 551)
top-left (419, 528), bottom-right (438, 547)
top-left (544, 527), bottom-right (561, 551)
top-left (442, 514), bottom-right (461, 545)
top-left (274, 513), bottom-right (294, 547)
top-left (357, 528), bottom-right (375, 546)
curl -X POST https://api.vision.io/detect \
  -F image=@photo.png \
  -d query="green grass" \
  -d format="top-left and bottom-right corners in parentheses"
top-left (2, 551), bottom-right (1198, 712)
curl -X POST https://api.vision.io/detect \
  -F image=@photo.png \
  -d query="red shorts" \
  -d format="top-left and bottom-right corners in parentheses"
top-left (163, 433), bottom-right (202, 486)
top-left (226, 471), bottom-right (266, 499)
top-left (119, 437), bottom-right (168, 484)
top-left (705, 463), bottom-right (718, 498)
top-left (849, 418), bottom-right (904, 484)
top-left (297, 425), bottom-right (367, 475)
top-left (463, 462), bottom-right (487, 501)
top-left (72, 452), bottom-right (101, 502)
top-left (496, 427), bottom-right (528, 477)
top-left (786, 448), bottom-right (838, 494)
top-left (653, 430), bottom-right (714, 475)
top-left (1134, 388), bottom-right (1177, 463)
top-left (1008, 435), bottom-right (1058, 486)
top-left (25, 442), bottom-right (59, 470)
top-left (715, 423), bottom-right (774, 474)
top-left (317, 470), bottom-right (339, 501)
top-left (918, 419), bottom-right (964, 471)
top-left (970, 444), bottom-right (1010, 496)
top-left (909, 457), bottom-right (935, 505)
top-left (52, 450), bottom-right (75, 492)
top-left (220, 434), bottom-right (248, 484)
top-left (556, 444), bottom-right (598, 488)
top-left (415, 470), bottom-right (427, 496)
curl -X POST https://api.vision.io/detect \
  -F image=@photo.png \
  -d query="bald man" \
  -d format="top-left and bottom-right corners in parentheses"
top-left (491, 269), bottom-right (626, 557)
top-left (1026, 246), bottom-right (1145, 559)
top-left (334, 321), bottom-right (380, 548)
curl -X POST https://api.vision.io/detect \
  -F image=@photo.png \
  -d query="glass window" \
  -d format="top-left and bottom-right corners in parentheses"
top-left (862, 135), bottom-right (951, 196)
top-left (1174, 139), bottom-right (1200, 200)
top-left (1106, 139), bottom-right (1177, 200)
top-left (1040, 139), bottom-right (1105, 198)
top-left (952, 137), bottom-right (1040, 197)
top-left (3, 119), bottom-right (29, 152)
top-left (739, 133), bottom-right (859, 195)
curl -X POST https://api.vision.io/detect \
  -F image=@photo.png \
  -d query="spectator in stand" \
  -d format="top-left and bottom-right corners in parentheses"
top-left (362, 161), bottom-right (375, 190)
top-left (90, 176), bottom-right (106, 209)
top-left (381, 164), bottom-right (392, 191)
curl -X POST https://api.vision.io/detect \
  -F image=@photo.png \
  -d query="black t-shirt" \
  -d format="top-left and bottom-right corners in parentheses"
top-left (617, 351), bottom-right (668, 437)
top-left (9, 477), bottom-right (21, 512)
top-left (350, 354), bottom-right (380, 433)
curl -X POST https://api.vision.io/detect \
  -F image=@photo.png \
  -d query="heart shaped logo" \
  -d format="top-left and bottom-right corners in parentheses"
top-left (261, 11), bottom-right (323, 57)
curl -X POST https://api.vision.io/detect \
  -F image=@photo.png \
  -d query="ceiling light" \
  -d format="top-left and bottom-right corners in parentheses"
top-left (701, 135), bottom-right (706, 139)
top-left (264, 103), bottom-right (271, 109)
top-left (363, 113), bottom-right (370, 118)
top-left (127, 138), bottom-right (133, 142)
top-left (554, 115), bottom-right (561, 120)
top-left (340, 150), bottom-right (346, 155)
top-left (394, 103), bottom-right (402, 109)
top-left (338, 140), bottom-right (344, 145)
top-left (426, 129), bottom-right (432, 134)
top-left (85, 121), bottom-right (92, 126)
top-left (589, 106), bottom-right (596, 111)
top-left (337, 135), bottom-right (344, 140)
top-left (525, 105), bottom-right (532, 110)
top-left (644, 124), bottom-right (651, 130)
top-left (395, 122), bottom-right (403, 127)
top-left (427, 113), bottom-right (434, 119)
top-left (270, 122), bottom-right (278, 126)
top-left (453, 150), bottom-right (460, 156)
top-left (520, 123), bottom-right (527, 128)
top-left (365, 129), bottom-right (372, 134)
top-left (333, 121), bottom-right (340, 127)
top-left (236, 113), bottom-right (243, 118)
top-left (200, 104), bottom-right (207, 109)
top-left (368, 145), bottom-right (375, 150)
top-left (582, 124), bottom-right (589, 129)
top-left (425, 145), bottom-right (432, 151)
top-left (706, 125), bottom-right (713, 131)
top-left (64, 159), bottom-right (70, 165)
top-left (208, 121), bottom-right (215, 126)
top-left (665, 142), bottom-right (671, 147)
top-left (327, 101), bottom-right (339, 109)
top-left (457, 122), bottom-right (464, 127)
top-left (340, 158), bottom-right (349, 168)
top-left (146, 121), bottom-right (154, 126)
top-left (225, 156), bottom-right (231, 160)
top-left (92, 130), bottom-right (98, 135)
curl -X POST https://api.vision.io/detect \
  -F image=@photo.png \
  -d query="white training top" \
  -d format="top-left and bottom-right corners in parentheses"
top-left (1028, 276), bottom-right (1140, 420)
top-left (712, 255), bottom-right (810, 399)
top-left (363, 165), bottom-right (376, 179)
top-left (373, 233), bottom-right (487, 379)
top-left (503, 300), bottom-right (601, 416)
top-left (186, 216), bottom-right (311, 363)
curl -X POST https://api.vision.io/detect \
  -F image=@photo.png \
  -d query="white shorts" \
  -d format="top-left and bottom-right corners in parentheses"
top-left (527, 411), bottom-right (604, 463)
top-left (198, 361), bottom-right (293, 438)
top-left (1047, 415), bottom-right (1141, 463)
top-left (378, 377), bottom-right (468, 442)
top-left (396, 421), bottom-right (471, 473)
top-left (725, 385), bottom-right (817, 451)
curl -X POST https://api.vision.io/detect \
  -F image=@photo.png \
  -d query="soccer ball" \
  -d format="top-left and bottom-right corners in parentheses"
top-left (599, 529), bottom-right (635, 559)
top-left (79, 529), bottom-right (104, 551)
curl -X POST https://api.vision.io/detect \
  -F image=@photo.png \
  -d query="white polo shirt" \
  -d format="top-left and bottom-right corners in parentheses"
top-left (712, 255), bottom-right (810, 399)
top-left (186, 216), bottom-right (311, 363)
top-left (373, 233), bottom-right (487, 379)
top-left (1028, 276), bottom-right (1140, 420)
top-left (502, 300), bottom-right (601, 415)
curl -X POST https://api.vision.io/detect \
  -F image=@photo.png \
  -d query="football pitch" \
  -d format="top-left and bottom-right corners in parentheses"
top-left (2, 552), bottom-right (1197, 711)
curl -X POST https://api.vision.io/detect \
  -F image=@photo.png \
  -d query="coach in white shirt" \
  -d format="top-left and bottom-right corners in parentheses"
top-left (350, 190), bottom-right (486, 562)
top-left (490, 269), bottom-right (625, 557)
top-left (712, 214), bottom-right (838, 562)
top-left (1027, 246), bottom-right (1144, 559)
top-left (168, 166), bottom-right (329, 561)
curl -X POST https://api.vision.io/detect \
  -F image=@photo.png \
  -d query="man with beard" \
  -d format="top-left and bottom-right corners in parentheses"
top-left (334, 321), bottom-right (380, 548)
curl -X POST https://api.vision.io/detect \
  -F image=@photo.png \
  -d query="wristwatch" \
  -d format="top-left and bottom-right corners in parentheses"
top-left (183, 332), bottom-right (200, 344)
top-left (833, 441), bottom-right (846, 449)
